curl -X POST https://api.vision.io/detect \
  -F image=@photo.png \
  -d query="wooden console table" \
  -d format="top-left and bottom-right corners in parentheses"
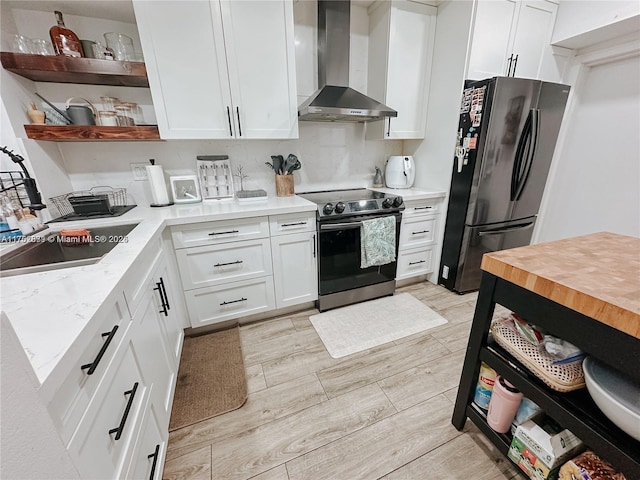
top-left (452, 232), bottom-right (640, 477)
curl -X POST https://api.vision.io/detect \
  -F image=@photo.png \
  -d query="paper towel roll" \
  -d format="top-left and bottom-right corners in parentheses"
top-left (146, 164), bottom-right (170, 206)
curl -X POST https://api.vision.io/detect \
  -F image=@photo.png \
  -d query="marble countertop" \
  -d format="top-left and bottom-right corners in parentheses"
top-left (0, 195), bottom-right (316, 388)
top-left (369, 187), bottom-right (447, 200)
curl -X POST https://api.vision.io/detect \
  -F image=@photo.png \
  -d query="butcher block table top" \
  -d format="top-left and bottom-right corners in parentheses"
top-left (481, 232), bottom-right (640, 339)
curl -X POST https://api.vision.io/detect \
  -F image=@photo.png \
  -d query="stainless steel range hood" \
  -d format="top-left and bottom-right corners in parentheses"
top-left (298, 0), bottom-right (397, 123)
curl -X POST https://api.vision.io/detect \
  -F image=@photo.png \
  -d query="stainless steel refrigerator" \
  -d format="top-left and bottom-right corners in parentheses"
top-left (439, 77), bottom-right (570, 293)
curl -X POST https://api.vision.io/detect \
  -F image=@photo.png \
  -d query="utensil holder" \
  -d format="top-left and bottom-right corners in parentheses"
top-left (275, 174), bottom-right (294, 197)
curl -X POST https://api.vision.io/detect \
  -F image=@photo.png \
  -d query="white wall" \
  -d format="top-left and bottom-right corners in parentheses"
top-left (552, 0), bottom-right (640, 49)
top-left (535, 46), bottom-right (640, 242)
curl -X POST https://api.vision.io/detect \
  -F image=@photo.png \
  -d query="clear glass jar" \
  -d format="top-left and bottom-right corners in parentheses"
top-left (98, 110), bottom-right (118, 126)
top-left (100, 96), bottom-right (120, 111)
top-left (120, 102), bottom-right (144, 125)
top-left (113, 104), bottom-right (134, 126)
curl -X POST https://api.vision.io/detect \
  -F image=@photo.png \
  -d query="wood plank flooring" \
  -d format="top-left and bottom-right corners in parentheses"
top-left (163, 282), bottom-right (521, 480)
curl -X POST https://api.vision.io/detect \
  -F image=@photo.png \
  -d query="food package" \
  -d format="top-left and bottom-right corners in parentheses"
top-left (558, 450), bottom-right (627, 480)
top-left (508, 413), bottom-right (584, 480)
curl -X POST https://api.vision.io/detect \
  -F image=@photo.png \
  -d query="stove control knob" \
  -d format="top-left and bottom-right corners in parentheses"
top-left (323, 203), bottom-right (335, 215)
top-left (382, 198), bottom-right (393, 208)
top-left (392, 196), bottom-right (404, 208)
top-left (335, 202), bottom-right (346, 214)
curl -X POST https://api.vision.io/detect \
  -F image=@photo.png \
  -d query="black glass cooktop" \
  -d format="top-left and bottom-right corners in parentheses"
top-left (297, 189), bottom-right (386, 204)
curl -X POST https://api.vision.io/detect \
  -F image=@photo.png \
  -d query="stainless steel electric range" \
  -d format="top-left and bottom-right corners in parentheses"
top-left (298, 189), bottom-right (405, 311)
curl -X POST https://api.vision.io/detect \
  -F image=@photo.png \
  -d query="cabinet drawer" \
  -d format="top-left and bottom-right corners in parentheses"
top-left (400, 216), bottom-right (437, 249)
top-left (184, 276), bottom-right (276, 327)
top-left (269, 212), bottom-right (316, 236)
top-left (171, 217), bottom-right (269, 249)
top-left (69, 339), bottom-right (147, 479)
top-left (48, 294), bottom-right (131, 446)
top-left (403, 200), bottom-right (439, 217)
top-left (396, 247), bottom-right (434, 280)
top-left (176, 238), bottom-right (272, 290)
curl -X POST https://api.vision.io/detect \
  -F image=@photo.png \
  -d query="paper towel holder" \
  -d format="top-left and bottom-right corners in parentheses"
top-left (147, 158), bottom-right (174, 207)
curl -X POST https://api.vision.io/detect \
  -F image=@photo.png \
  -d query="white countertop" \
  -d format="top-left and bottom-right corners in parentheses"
top-left (0, 195), bottom-right (316, 388)
top-left (369, 186), bottom-right (447, 200)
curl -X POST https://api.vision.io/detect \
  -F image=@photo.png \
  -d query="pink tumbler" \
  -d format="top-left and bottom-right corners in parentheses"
top-left (486, 376), bottom-right (523, 433)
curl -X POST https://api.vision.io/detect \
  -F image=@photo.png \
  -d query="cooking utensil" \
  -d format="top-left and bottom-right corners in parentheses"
top-left (271, 155), bottom-right (284, 175)
top-left (287, 159), bottom-right (301, 174)
top-left (65, 97), bottom-right (97, 125)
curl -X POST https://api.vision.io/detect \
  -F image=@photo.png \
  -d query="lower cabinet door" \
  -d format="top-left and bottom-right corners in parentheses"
top-left (68, 341), bottom-right (148, 479)
top-left (271, 231), bottom-right (318, 308)
top-left (184, 276), bottom-right (276, 327)
top-left (126, 399), bottom-right (166, 480)
top-left (134, 283), bottom-right (177, 431)
top-left (396, 247), bottom-right (434, 280)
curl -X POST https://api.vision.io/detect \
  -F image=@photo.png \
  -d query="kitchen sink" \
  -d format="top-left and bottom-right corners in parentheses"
top-left (0, 223), bottom-right (139, 277)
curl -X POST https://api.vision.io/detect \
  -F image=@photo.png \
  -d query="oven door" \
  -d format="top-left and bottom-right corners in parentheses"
top-left (318, 213), bottom-right (402, 296)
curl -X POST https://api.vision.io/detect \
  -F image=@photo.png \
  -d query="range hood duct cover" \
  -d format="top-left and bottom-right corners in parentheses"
top-left (298, 0), bottom-right (397, 123)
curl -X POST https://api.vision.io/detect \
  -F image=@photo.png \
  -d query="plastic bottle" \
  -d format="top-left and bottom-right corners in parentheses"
top-left (487, 376), bottom-right (523, 433)
top-left (473, 362), bottom-right (497, 410)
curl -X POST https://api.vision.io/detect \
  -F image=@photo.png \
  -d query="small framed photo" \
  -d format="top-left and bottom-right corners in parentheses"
top-left (170, 175), bottom-right (201, 204)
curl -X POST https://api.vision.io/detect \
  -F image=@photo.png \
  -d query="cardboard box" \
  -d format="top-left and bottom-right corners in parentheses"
top-left (507, 414), bottom-right (584, 480)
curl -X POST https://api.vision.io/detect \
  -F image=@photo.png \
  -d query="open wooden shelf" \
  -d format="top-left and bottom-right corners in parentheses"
top-left (24, 125), bottom-right (161, 141)
top-left (1, 52), bottom-right (148, 87)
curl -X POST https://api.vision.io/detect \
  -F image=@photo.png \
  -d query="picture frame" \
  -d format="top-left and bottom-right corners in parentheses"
top-left (169, 175), bottom-right (201, 204)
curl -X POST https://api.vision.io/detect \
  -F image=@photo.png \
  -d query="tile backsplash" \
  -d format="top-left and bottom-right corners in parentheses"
top-left (60, 122), bottom-right (402, 206)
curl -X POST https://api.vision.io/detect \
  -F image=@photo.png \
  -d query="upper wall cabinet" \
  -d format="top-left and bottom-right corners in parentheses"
top-left (366, 0), bottom-right (437, 140)
top-left (468, 0), bottom-right (570, 83)
top-left (133, 0), bottom-right (298, 140)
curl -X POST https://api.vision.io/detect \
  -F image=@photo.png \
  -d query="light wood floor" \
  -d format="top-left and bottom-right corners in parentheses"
top-left (163, 281), bottom-right (521, 480)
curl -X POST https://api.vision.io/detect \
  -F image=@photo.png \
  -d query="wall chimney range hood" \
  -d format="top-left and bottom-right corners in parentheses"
top-left (298, 0), bottom-right (397, 123)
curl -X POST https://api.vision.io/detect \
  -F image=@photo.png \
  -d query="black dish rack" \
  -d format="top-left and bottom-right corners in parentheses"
top-left (47, 186), bottom-right (136, 223)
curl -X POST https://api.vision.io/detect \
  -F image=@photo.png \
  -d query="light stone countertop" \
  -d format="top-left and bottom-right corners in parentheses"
top-left (369, 186), bottom-right (447, 200)
top-left (0, 195), bottom-right (316, 389)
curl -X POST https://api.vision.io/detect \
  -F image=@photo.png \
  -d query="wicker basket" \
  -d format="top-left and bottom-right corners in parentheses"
top-left (49, 186), bottom-right (127, 216)
top-left (491, 316), bottom-right (585, 392)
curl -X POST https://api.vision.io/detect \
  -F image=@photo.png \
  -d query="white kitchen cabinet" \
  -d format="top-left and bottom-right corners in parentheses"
top-left (133, 0), bottom-right (298, 139)
top-left (467, 0), bottom-right (567, 82)
top-left (396, 197), bottom-right (441, 280)
top-left (271, 231), bottom-right (318, 308)
top-left (176, 238), bottom-right (273, 290)
top-left (125, 400), bottom-right (166, 480)
top-left (47, 293), bottom-right (132, 446)
top-left (68, 338), bottom-right (149, 479)
top-left (185, 276), bottom-right (276, 327)
top-left (366, 0), bottom-right (437, 139)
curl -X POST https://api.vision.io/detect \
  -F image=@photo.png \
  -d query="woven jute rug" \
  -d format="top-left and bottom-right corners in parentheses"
top-left (169, 326), bottom-right (247, 431)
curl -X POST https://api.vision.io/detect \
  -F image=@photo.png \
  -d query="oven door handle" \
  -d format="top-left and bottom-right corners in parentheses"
top-left (320, 222), bottom-right (363, 231)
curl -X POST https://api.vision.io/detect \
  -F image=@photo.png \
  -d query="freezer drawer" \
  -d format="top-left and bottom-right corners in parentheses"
top-left (456, 217), bottom-right (536, 293)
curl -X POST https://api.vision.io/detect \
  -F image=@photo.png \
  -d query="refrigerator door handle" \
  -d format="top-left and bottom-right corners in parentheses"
top-left (477, 221), bottom-right (535, 236)
top-left (510, 109), bottom-right (539, 201)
